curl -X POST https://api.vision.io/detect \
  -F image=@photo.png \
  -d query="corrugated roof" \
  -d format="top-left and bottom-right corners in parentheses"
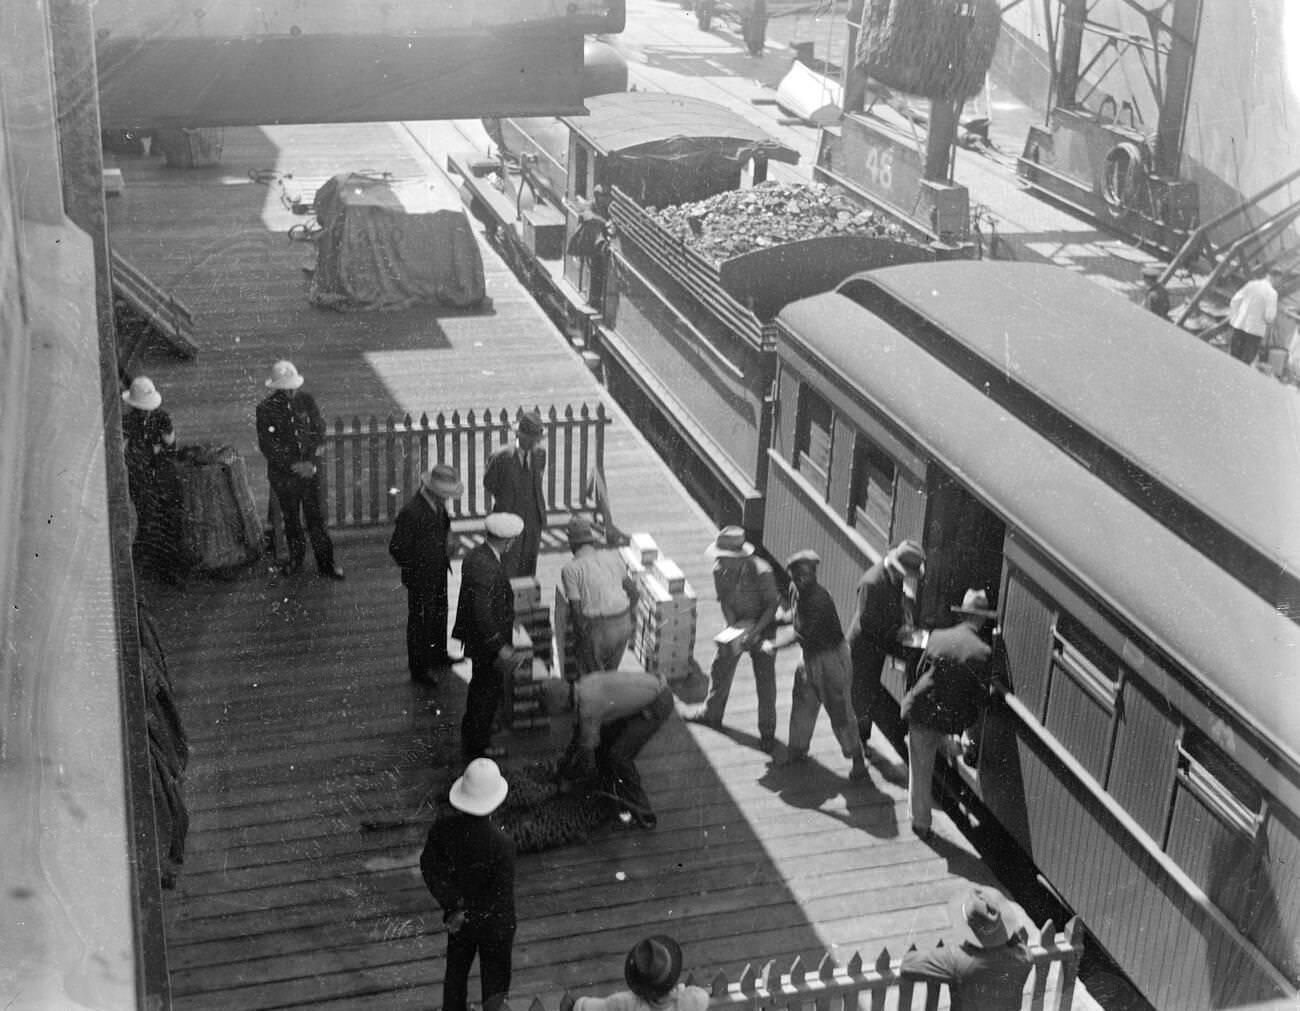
top-left (562, 92), bottom-right (799, 162)
top-left (849, 261), bottom-right (1300, 577)
top-left (778, 291), bottom-right (1300, 768)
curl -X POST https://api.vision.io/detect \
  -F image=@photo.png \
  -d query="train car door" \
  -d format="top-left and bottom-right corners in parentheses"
top-left (923, 468), bottom-right (1006, 620)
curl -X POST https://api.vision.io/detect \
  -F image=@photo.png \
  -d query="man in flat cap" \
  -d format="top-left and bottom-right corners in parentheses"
top-left (561, 515), bottom-right (638, 677)
top-left (484, 410), bottom-right (547, 579)
top-left (453, 513), bottom-right (523, 762)
top-left (847, 538), bottom-right (928, 756)
top-left (390, 464), bottom-right (464, 685)
top-left (256, 359), bottom-right (343, 579)
top-left (762, 549), bottom-right (869, 781)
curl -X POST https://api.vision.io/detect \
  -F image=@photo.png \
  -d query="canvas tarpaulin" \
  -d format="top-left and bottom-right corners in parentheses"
top-left (309, 172), bottom-right (486, 311)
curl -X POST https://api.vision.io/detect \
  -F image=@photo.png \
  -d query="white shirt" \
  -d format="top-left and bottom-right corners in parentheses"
top-left (1228, 277), bottom-right (1278, 337)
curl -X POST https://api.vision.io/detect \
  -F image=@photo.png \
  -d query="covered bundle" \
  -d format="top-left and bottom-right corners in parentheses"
top-left (175, 444), bottom-right (263, 572)
top-left (856, 0), bottom-right (1001, 102)
top-left (309, 172), bottom-right (486, 311)
top-left (649, 181), bottom-right (913, 263)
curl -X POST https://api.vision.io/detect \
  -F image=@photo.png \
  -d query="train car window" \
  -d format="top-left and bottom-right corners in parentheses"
top-left (794, 384), bottom-right (833, 494)
top-left (849, 436), bottom-right (895, 546)
top-left (573, 146), bottom-right (590, 200)
top-left (1167, 727), bottom-right (1266, 927)
top-left (1045, 613), bottom-right (1120, 781)
top-left (1176, 727), bottom-right (1264, 837)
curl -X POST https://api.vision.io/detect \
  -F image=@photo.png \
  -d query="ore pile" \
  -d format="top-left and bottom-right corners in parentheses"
top-left (649, 181), bottom-right (914, 262)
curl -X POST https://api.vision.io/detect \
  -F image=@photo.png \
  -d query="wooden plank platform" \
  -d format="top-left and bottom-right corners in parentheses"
top-left (109, 122), bottom-right (1089, 1010)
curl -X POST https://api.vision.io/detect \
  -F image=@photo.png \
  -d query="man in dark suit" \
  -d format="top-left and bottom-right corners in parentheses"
top-left (847, 539), bottom-right (927, 754)
top-left (420, 758), bottom-right (516, 1011)
top-left (483, 410), bottom-right (546, 579)
top-left (451, 513), bottom-right (522, 762)
top-left (255, 360), bottom-right (343, 579)
top-left (389, 464), bottom-right (464, 684)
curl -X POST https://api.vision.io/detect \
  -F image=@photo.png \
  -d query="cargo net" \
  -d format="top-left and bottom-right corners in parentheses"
top-left (648, 181), bottom-right (914, 262)
top-left (855, 0), bottom-right (1001, 102)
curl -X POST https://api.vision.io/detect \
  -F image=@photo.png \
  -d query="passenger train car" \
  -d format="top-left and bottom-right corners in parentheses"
top-left (763, 261), bottom-right (1300, 1010)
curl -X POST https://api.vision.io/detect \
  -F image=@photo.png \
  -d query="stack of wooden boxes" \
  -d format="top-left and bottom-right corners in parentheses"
top-left (506, 577), bottom-right (554, 732)
top-left (622, 534), bottom-right (697, 681)
top-left (553, 587), bottom-right (584, 683)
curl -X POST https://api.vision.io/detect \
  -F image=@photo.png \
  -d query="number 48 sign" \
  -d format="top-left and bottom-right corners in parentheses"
top-left (863, 144), bottom-right (894, 192)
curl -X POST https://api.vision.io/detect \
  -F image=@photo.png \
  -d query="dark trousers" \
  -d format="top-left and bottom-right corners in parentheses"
top-left (850, 638), bottom-right (885, 745)
top-left (1229, 327), bottom-right (1263, 364)
top-left (597, 687), bottom-right (672, 814)
top-left (500, 521), bottom-right (541, 580)
top-left (269, 470), bottom-right (335, 572)
top-left (443, 919), bottom-right (515, 1011)
top-left (406, 581), bottom-right (450, 676)
top-left (461, 651), bottom-right (504, 761)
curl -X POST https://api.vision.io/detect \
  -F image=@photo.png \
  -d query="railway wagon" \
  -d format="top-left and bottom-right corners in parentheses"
top-left (763, 262), bottom-right (1300, 1010)
top-left (459, 91), bottom-right (938, 534)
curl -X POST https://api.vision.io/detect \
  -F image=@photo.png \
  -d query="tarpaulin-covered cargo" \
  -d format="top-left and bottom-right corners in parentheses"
top-left (309, 172), bottom-right (487, 311)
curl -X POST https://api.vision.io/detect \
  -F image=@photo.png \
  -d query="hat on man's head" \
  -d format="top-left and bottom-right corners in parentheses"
top-left (423, 464), bottom-right (464, 498)
top-left (1141, 262), bottom-right (1166, 280)
top-left (948, 887), bottom-right (1026, 948)
top-left (706, 525), bottom-right (754, 559)
top-left (265, 360), bottom-right (305, 390)
top-left (448, 758), bottom-right (509, 816)
top-left (951, 588), bottom-right (997, 620)
top-left (886, 539), bottom-right (926, 573)
top-left (786, 548), bottom-right (821, 569)
top-left (517, 410), bottom-right (545, 437)
top-left (122, 376), bottom-right (162, 411)
top-left (624, 935), bottom-right (683, 999)
top-left (566, 515), bottom-right (597, 547)
top-left (484, 512), bottom-right (524, 540)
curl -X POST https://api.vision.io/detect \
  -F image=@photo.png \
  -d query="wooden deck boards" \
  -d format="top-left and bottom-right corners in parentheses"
top-left (111, 122), bottom-right (1048, 1010)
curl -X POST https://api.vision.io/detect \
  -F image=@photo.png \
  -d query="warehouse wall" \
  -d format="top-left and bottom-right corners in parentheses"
top-left (0, 0), bottom-right (139, 1007)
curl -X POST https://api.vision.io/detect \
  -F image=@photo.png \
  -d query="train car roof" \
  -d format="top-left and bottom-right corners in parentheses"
top-left (562, 92), bottom-right (799, 163)
top-left (838, 262), bottom-right (1300, 589)
top-left (778, 291), bottom-right (1300, 770)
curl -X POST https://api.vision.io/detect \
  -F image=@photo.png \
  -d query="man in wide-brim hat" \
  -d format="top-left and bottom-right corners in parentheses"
top-left (687, 526), bottom-right (781, 752)
top-left (901, 886), bottom-right (1033, 1007)
top-left (484, 409), bottom-right (547, 579)
top-left (421, 758), bottom-right (517, 1011)
top-left (901, 587), bottom-right (995, 842)
top-left (390, 463), bottom-right (466, 684)
top-left (571, 934), bottom-right (710, 1011)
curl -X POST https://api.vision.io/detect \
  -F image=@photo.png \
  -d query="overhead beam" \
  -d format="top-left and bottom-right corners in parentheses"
top-left (97, 29), bottom-right (589, 128)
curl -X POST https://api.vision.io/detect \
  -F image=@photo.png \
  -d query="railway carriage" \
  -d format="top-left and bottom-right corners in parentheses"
top-left (765, 262), bottom-right (1300, 1010)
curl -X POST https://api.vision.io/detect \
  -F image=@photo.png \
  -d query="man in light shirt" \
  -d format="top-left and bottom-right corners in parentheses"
top-left (560, 515), bottom-right (638, 675)
top-left (1227, 267), bottom-right (1281, 365)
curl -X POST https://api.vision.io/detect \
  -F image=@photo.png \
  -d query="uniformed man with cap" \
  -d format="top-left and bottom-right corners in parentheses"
top-left (452, 512), bottom-right (523, 761)
top-left (762, 549), bottom-right (869, 781)
top-left (256, 359), bottom-right (343, 579)
top-left (484, 410), bottom-right (547, 578)
top-left (389, 463), bottom-right (465, 684)
top-left (847, 538), bottom-right (928, 754)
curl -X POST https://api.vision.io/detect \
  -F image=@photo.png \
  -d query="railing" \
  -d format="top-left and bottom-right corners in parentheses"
top-left (319, 403), bottom-right (611, 529)
top-left (536, 918), bottom-right (1085, 1011)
